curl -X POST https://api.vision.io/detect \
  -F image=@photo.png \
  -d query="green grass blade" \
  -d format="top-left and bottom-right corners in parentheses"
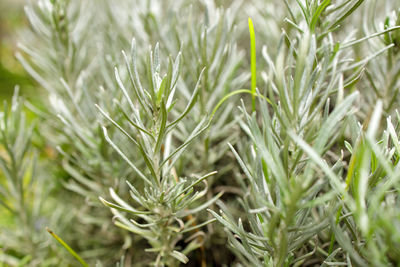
top-left (248, 18), bottom-right (256, 112)
top-left (310, 0), bottom-right (330, 32)
top-left (210, 89), bottom-right (271, 121)
top-left (46, 228), bottom-right (89, 267)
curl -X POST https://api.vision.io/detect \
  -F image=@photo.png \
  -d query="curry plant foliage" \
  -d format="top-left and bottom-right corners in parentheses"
top-left (1, 0), bottom-right (400, 266)
top-left (97, 42), bottom-right (221, 265)
top-left (0, 89), bottom-right (72, 266)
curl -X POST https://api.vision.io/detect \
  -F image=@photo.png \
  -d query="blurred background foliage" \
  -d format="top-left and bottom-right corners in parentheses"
top-left (0, 0), bottom-right (37, 102)
top-left (0, 0), bottom-right (26, 226)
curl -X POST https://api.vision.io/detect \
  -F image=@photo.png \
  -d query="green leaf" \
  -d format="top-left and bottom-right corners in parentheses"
top-left (167, 68), bottom-right (205, 129)
top-left (289, 132), bottom-right (346, 196)
top-left (328, 0), bottom-right (365, 30)
top-left (154, 99), bottom-right (168, 156)
top-left (99, 196), bottom-right (151, 215)
top-left (313, 92), bottom-right (359, 154)
top-left (310, 0), bottom-right (330, 32)
top-left (101, 126), bottom-right (152, 186)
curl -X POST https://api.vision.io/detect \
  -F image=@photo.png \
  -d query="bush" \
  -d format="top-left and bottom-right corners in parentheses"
top-left (1, 0), bottom-right (400, 266)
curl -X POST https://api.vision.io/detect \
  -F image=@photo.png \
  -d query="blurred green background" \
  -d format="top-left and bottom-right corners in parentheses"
top-left (0, 0), bottom-right (35, 103)
top-left (0, 0), bottom-right (33, 228)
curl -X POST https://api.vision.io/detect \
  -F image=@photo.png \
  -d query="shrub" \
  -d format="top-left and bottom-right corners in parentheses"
top-left (1, 0), bottom-right (400, 266)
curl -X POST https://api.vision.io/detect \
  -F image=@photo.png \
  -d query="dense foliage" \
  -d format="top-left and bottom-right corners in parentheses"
top-left (1, 0), bottom-right (400, 266)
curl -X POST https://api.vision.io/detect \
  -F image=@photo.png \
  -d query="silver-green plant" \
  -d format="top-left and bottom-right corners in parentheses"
top-left (294, 96), bottom-right (400, 266)
top-left (15, 0), bottom-right (249, 264)
top-left (359, 0), bottom-right (400, 115)
top-left (209, 0), bottom-right (400, 266)
top-left (3, 0), bottom-right (400, 266)
top-left (16, 0), bottom-right (148, 262)
top-left (98, 41), bottom-right (222, 266)
top-left (209, 31), bottom-right (359, 267)
top-left (0, 89), bottom-right (72, 266)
